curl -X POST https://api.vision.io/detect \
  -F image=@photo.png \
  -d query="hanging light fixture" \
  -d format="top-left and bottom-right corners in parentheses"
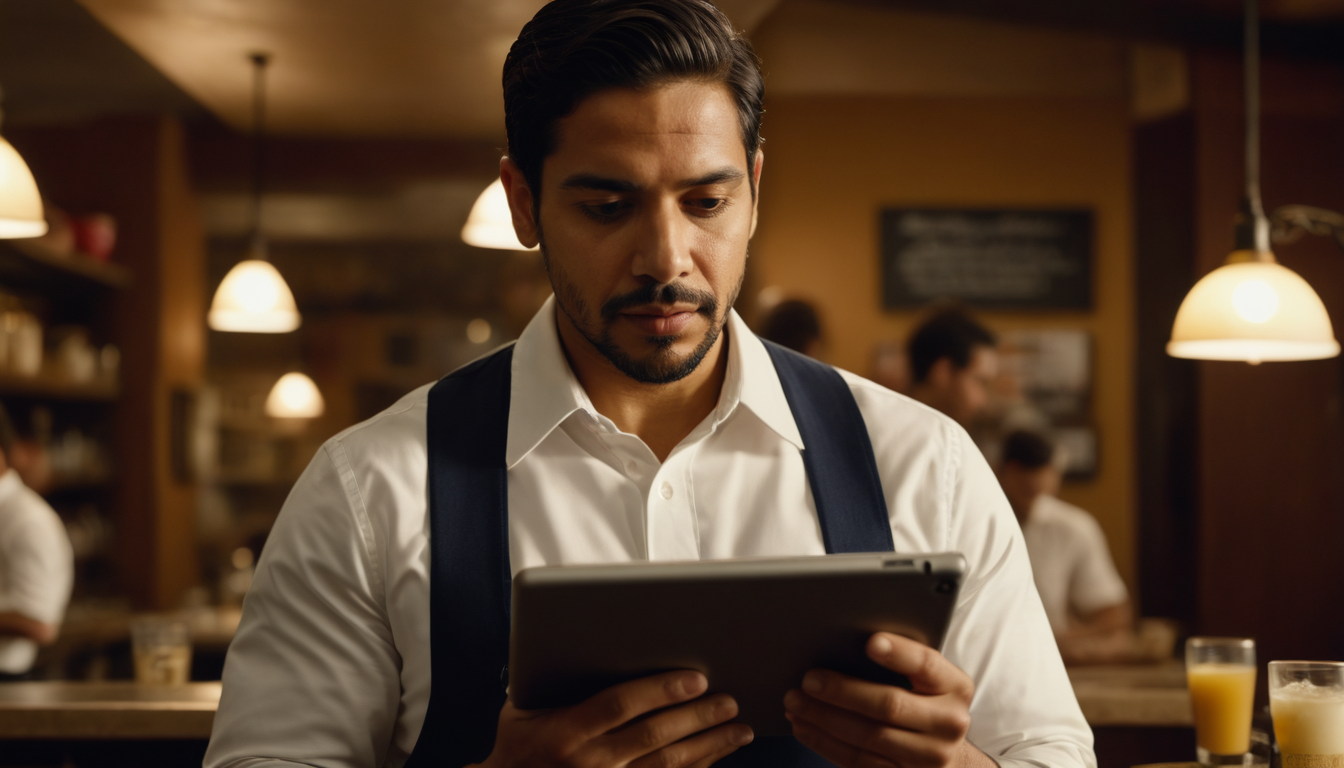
top-left (265, 372), bottom-right (324, 418)
top-left (1167, 0), bottom-right (1339, 364)
top-left (0, 88), bottom-right (47, 239)
top-left (208, 53), bottom-right (301, 333)
top-left (461, 178), bottom-right (538, 251)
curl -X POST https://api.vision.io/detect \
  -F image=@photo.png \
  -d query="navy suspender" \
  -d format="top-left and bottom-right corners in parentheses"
top-left (406, 340), bottom-right (891, 768)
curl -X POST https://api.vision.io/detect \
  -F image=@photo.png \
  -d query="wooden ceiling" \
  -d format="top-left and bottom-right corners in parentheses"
top-left (75, 0), bottom-right (781, 140)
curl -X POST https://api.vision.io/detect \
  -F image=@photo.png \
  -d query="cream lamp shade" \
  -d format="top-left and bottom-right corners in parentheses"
top-left (0, 137), bottom-right (47, 239)
top-left (208, 259), bottom-right (301, 333)
top-left (461, 179), bottom-right (537, 251)
top-left (1167, 255), bottom-right (1340, 363)
top-left (265, 372), bottom-right (324, 418)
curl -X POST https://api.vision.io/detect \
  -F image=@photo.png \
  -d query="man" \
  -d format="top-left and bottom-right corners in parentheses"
top-left (905, 309), bottom-right (998, 426)
top-left (0, 403), bottom-right (73, 681)
top-left (206, 2), bottom-right (1093, 767)
top-left (997, 430), bottom-right (1132, 665)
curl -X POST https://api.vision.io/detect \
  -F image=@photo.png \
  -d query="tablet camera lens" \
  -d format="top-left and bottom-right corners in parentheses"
top-left (936, 580), bottom-right (956, 594)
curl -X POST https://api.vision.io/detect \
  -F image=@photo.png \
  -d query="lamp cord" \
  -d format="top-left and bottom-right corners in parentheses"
top-left (1240, 0), bottom-right (1272, 253)
top-left (250, 53), bottom-right (270, 258)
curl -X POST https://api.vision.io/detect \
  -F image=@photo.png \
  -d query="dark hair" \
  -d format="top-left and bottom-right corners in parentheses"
top-left (907, 308), bottom-right (997, 384)
top-left (1002, 430), bottom-right (1055, 470)
top-left (759, 299), bottom-right (822, 355)
top-left (503, 0), bottom-right (765, 198)
top-left (0, 402), bottom-right (14, 460)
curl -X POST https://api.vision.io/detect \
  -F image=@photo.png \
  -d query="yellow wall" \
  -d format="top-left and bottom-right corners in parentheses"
top-left (750, 95), bottom-right (1137, 590)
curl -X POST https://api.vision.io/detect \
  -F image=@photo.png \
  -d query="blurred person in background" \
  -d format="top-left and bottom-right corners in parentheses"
top-left (0, 402), bottom-right (73, 681)
top-left (997, 429), bottom-right (1133, 665)
top-left (757, 298), bottom-right (823, 358)
top-left (906, 308), bottom-right (998, 426)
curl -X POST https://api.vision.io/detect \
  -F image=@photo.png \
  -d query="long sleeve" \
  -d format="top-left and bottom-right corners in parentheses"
top-left (940, 425), bottom-right (1096, 768)
top-left (205, 444), bottom-right (401, 768)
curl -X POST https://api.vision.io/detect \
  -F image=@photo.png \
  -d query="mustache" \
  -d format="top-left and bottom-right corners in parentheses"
top-left (600, 283), bottom-right (719, 322)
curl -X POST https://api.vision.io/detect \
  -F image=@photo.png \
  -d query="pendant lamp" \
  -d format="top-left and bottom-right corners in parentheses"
top-left (208, 53), bottom-right (301, 333)
top-left (265, 372), bottom-right (324, 418)
top-left (0, 90), bottom-right (47, 239)
top-left (1166, 0), bottom-right (1339, 364)
top-left (461, 178), bottom-right (538, 251)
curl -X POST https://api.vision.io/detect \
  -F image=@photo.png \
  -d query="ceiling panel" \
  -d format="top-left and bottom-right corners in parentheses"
top-left (76, 0), bottom-right (781, 140)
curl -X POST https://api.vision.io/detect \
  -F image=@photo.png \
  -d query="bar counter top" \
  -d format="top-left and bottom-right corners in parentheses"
top-left (0, 663), bottom-right (1191, 741)
top-left (0, 682), bottom-right (220, 739)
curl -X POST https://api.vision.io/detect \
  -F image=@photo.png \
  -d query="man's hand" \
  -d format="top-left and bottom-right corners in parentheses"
top-left (479, 670), bottom-right (754, 768)
top-left (784, 632), bottom-right (995, 768)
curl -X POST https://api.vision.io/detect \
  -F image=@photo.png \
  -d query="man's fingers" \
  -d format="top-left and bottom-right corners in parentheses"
top-left (790, 671), bottom-right (967, 737)
top-left (627, 722), bottom-right (754, 768)
top-left (785, 690), bottom-right (964, 762)
top-left (866, 633), bottom-right (974, 699)
top-left (788, 714), bottom-right (899, 768)
top-left (603, 693), bottom-right (744, 762)
top-left (571, 671), bottom-right (709, 737)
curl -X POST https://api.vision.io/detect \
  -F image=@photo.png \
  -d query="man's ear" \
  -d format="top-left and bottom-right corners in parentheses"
top-left (748, 150), bottom-right (764, 239)
top-left (499, 156), bottom-right (539, 248)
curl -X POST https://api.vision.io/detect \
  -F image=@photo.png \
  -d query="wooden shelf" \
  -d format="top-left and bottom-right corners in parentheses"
top-left (0, 372), bottom-right (118, 401)
top-left (0, 240), bottom-right (132, 293)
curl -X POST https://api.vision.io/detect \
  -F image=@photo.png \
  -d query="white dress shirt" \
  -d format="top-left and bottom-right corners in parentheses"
top-left (206, 299), bottom-right (1094, 768)
top-left (0, 468), bottom-right (73, 674)
top-left (1022, 494), bottom-right (1129, 636)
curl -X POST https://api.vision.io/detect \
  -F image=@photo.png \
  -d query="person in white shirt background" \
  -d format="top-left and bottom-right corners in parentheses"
top-left (205, 1), bottom-right (1094, 767)
top-left (996, 429), bottom-right (1133, 666)
top-left (0, 402), bottom-right (74, 681)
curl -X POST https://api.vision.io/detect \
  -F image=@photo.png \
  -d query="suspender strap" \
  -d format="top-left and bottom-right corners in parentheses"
top-left (762, 341), bottom-right (894, 554)
top-left (408, 345), bottom-right (516, 768)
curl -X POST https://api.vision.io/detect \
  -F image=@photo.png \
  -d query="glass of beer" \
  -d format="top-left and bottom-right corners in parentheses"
top-left (1269, 661), bottom-right (1344, 767)
top-left (130, 618), bottom-right (192, 685)
top-left (1186, 637), bottom-right (1257, 766)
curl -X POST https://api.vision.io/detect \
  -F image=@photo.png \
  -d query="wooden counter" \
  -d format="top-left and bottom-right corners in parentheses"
top-left (1068, 662), bottom-right (1193, 727)
top-left (0, 663), bottom-right (1188, 743)
top-left (0, 682), bottom-right (219, 740)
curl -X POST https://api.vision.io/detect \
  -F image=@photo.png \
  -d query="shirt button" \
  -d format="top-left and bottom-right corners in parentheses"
top-left (627, 461), bottom-right (639, 473)
top-left (660, 482), bottom-right (674, 500)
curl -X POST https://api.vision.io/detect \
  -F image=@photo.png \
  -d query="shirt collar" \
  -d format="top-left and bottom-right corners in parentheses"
top-left (504, 296), bottom-right (805, 469)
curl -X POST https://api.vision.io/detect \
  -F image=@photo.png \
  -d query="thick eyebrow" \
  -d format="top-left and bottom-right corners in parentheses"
top-left (557, 167), bottom-right (746, 193)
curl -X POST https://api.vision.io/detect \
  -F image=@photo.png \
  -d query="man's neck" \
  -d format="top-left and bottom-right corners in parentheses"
top-left (556, 309), bottom-right (730, 463)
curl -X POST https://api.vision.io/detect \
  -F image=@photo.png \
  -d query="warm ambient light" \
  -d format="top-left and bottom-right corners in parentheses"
top-left (461, 179), bottom-right (537, 251)
top-left (265, 372), bottom-right (324, 418)
top-left (1168, 256), bottom-right (1339, 364)
top-left (208, 259), bottom-right (302, 333)
top-left (0, 137), bottom-right (47, 239)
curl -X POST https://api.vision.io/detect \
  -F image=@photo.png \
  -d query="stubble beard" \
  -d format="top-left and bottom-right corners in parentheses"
top-left (541, 235), bottom-right (744, 385)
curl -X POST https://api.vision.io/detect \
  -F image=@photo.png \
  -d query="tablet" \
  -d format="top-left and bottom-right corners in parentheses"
top-left (508, 551), bottom-right (965, 737)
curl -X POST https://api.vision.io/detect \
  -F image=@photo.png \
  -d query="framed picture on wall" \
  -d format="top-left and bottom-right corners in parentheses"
top-left (880, 208), bottom-right (1093, 310)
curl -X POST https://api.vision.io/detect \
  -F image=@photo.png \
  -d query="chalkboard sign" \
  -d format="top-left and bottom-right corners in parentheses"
top-left (881, 208), bottom-right (1092, 309)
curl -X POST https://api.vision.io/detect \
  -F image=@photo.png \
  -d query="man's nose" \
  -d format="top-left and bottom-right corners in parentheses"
top-left (630, 199), bottom-right (694, 284)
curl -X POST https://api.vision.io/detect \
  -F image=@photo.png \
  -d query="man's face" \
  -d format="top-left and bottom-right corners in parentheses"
top-left (502, 81), bottom-right (760, 384)
top-left (926, 345), bottom-right (998, 425)
top-left (999, 462), bottom-right (1061, 523)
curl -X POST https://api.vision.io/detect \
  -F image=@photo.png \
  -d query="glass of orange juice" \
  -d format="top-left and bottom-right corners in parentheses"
top-left (1186, 637), bottom-right (1257, 766)
top-left (1268, 661), bottom-right (1344, 768)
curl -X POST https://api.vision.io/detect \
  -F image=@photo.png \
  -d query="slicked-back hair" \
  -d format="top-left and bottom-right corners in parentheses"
top-left (907, 308), bottom-right (997, 384)
top-left (503, 0), bottom-right (765, 199)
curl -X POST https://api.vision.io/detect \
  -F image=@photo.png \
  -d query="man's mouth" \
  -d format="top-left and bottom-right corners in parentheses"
top-left (619, 305), bottom-right (700, 336)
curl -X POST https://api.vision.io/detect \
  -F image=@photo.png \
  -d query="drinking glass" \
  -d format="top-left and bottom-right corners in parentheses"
top-left (130, 618), bottom-right (192, 685)
top-left (1268, 661), bottom-right (1344, 768)
top-left (1186, 637), bottom-right (1257, 766)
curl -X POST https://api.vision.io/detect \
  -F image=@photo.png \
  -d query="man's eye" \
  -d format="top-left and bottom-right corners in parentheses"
top-left (687, 198), bottom-right (729, 214)
top-left (580, 201), bottom-right (629, 222)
